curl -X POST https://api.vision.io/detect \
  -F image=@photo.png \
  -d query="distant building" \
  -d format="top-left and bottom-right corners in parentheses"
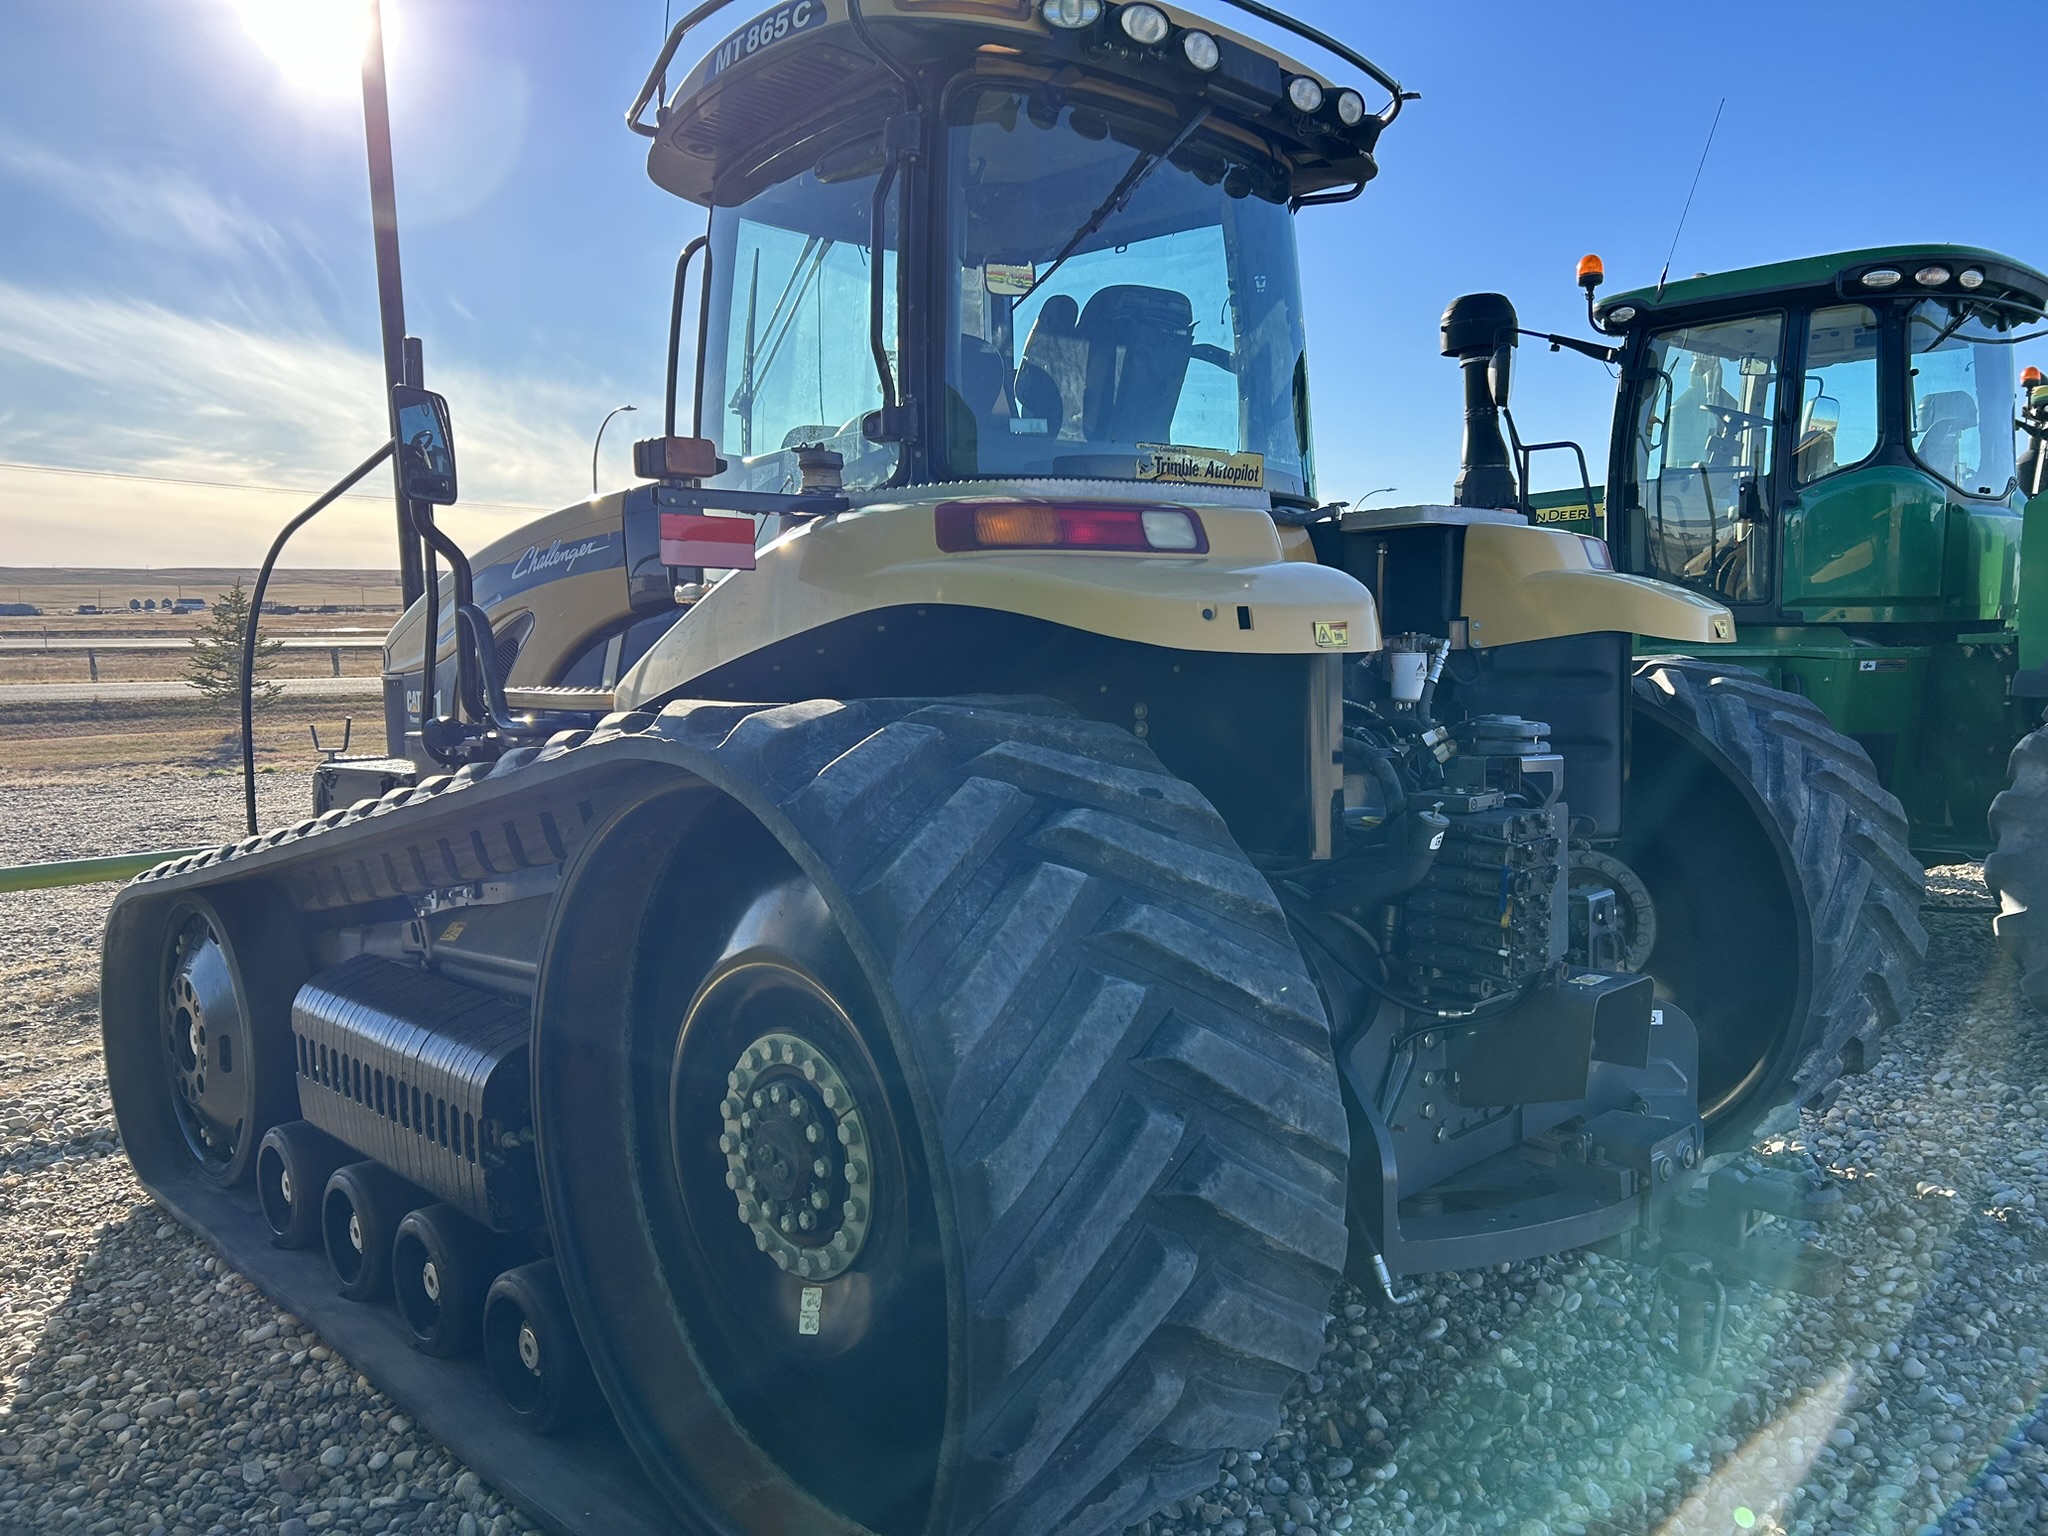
top-left (76, 604), bottom-right (99, 615)
top-left (171, 597), bottom-right (207, 613)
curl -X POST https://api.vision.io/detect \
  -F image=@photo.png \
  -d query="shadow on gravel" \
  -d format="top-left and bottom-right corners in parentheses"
top-left (0, 1189), bottom-right (455, 1536)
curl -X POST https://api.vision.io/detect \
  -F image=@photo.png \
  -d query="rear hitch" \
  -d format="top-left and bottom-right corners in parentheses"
top-left (1654, 1155), bottom-right (1844, 1297)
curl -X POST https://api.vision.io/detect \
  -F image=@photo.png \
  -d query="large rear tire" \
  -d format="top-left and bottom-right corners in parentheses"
top-left (532, 698), bottom-right (1350, 1536)
top-left (1627, 659), bottom-right (1925, 1148)
top-left (1986, 725), bottom-right (2048, 1009)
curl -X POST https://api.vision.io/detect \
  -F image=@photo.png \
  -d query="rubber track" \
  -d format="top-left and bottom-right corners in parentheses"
top-left (1633, 658), bottom-right (1926, 1122)
top-left (132, 696), bottom-right (1350, 1536)
top-left (1986, 726), bottom-right (2048, 1010)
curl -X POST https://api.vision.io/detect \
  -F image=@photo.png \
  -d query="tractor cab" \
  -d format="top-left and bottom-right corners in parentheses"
top-left (1588, 247), bottom-right (2048, 625)
top-left (631, 0), bottom-right (1399, 509)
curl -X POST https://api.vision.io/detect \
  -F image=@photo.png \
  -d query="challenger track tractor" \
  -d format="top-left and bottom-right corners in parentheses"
top-left (98, 4), bottom-right (1917, 1533)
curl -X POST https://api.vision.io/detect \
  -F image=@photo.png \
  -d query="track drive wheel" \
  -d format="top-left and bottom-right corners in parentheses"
top-left (533, 698), bottom-right (1350, 1536)
top-left (1986, 724), bottom-right (2048, 1010)
top-left (1628, 659), bottom-right (1925, 1148)
top-left (151, 889), bottom-right (303, 1187)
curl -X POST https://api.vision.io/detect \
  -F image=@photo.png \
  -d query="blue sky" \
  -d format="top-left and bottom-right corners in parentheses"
top-left (3, 0), bottom-right (2045, 567)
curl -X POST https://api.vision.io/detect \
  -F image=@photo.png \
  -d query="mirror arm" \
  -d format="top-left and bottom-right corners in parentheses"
top-left (1521, 328), bottom-right (1621, 365)
top-left (241, 440), bottom-right (396, 836)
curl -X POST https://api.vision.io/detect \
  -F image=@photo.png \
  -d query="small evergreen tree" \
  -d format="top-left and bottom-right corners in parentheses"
top-left (186, 579), bottom-right (283, 709)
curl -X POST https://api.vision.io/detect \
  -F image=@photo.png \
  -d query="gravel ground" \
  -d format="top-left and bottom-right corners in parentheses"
top-left (4, 772), bottom-right (2047, 1536)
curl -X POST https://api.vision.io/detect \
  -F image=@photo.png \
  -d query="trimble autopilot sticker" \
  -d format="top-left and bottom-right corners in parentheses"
top-left (1137, 443), bottom-right (1265, 491)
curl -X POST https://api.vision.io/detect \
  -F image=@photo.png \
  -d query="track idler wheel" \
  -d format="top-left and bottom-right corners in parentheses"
top-left (150, 891), bottom-right (303, 1187)
top-left (392, 1203), bottom-right (506, 1357)
top-left (322, 1160), bottom-right (422, 1303)
top-left (256, 1120), bottom-right (349, 1249)
top-left (483, 1260), bottom-right (598, 1435)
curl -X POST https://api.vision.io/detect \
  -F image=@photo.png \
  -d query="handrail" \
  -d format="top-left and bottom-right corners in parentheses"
top-left (241, 441), bottom-right (395, 837)
top-left (626, 0), bottom-right (1409, 137)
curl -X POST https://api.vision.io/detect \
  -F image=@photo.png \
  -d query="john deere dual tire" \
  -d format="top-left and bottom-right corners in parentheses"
top-left (1986, 725), bottom-right (2048, 1009)
top-left (1628, 658), bottom-right (1925, 1148)
top-left (532, 697), bottom-right (1350, 1536)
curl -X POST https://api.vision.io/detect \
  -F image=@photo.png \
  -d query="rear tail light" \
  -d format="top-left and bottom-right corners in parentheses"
top-left (936, 501), bottom-right (1208, 553)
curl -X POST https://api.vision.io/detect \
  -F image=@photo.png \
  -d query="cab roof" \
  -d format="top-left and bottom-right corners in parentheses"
top-left (635, 0), bottom-right (1396, 206)
top-left (1598, 244), bottom-right (2048, 327)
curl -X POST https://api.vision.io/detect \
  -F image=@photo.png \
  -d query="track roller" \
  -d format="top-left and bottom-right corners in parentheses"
top-left (392, 1203), bottom-right (506, 1357)
top-left (483, 1259), bottom-right (599, 1435)
top-left (322, 1160), bottom-right (422, 1303)
top-left (256, 1120), bottom-right (350, 1249)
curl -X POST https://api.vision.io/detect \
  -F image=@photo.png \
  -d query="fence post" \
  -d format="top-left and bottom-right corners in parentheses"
top-left (330, 647), bottom-right (342, 677)
top-left (86, 648), bottom-right (98, 682)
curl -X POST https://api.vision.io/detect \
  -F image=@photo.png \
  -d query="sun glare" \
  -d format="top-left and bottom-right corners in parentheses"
top-left (228, 0), bottom-right (379, 99)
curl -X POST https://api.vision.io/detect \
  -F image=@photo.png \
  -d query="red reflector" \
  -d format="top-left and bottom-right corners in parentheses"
top-left (659, 512), bottom-right (757, 570)
top-left (934, 501), bottom-right (1207, 553)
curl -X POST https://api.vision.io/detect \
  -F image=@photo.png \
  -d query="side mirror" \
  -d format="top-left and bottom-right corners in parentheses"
top-left (392, 385), bottom-right (458, 505)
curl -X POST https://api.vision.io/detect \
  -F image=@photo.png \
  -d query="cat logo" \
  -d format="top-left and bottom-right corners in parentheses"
top-left (1313, 621), bottom-right (1349, 648)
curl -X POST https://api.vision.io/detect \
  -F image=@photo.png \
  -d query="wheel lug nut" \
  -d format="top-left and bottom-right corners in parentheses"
top-left (787, 1099), bottom-right (803, 1117)
top-left (718, 1134), bottom-right (735, 1154)
top-left (779, 1214), bottom-right (795, 1234)
top-left (813, 1157), bottom-right (831, 1179)
top-left (811, 1189), bottom-right (829, 1210)
top-left (806, 1124), bottom-right (822, 1144)
top-left (752, 1091), bottom-right (765, 1109)
top-left (798, 1210), bottom-right (815, 1231)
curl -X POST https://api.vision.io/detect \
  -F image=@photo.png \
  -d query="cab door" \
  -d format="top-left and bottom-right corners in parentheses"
top-left (1617, 311), bottom-right (1785, 613)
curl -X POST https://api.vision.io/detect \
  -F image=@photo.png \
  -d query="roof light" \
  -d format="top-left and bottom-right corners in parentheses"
top-left (935, 501), bottom-right (1208, 554)
top-left (2027, 366), bottom-right (2045, 386)
top-left (1181, 28), bottom-right (1220, 70)
top-left (1335, 89), bottom-right (1366, 126)
top-left (1040, 0), bottom-right (1102, 28)
top-left (1607, 305), bottom-right (1638, 325)
top-left (1117, 3), bottom-right (1169, 43)
top-left (1860, 268), bottom-right (1902, 289)
top-left (1960, 268), bottom-right (1985, 290)
top-left (1577, 253), bottom-right (1604, 290)
top-left (1288, 76), bottom-right (1324, 113)
top-left (1915, 265), bottom-right (1952, 287)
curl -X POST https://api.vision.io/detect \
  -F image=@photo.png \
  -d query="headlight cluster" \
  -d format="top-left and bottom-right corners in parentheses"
top-left (1037, 0), bottom-right (1366, 128)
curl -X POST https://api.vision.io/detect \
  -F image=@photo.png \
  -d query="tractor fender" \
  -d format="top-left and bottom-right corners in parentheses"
top-left (1461, 521), bottom-right (1735, 648)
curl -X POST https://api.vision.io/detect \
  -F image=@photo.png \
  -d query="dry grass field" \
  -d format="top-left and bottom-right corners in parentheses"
top-left (0, 693), bottom-right (377, 782)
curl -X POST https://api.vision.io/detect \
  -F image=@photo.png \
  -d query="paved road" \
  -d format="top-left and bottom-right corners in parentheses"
top-left (0, 676), bottom-right (383, 703)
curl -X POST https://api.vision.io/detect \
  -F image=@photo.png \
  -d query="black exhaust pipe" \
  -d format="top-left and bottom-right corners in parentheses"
top-left (1441, 292), bottom-right (1519, 511)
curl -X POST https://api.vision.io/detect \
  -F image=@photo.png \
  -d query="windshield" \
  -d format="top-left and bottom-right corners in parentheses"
top-left (1907, 300), bottom-right (2016, 498)
top-left (1624, 312), bottom-right (1782, 604)
top-left (942, 86), bottom-right (1314, 501)
top-left (699, 142), bottom-right (901, 495)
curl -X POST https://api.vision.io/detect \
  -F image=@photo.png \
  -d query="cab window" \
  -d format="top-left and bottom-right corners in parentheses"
top-left (1627, 312), bottom-right (1782, 604)
top-left (1908, 300), bottom-right (2016, 498)
top-left (1795, 305), bottom-right (1880, 485)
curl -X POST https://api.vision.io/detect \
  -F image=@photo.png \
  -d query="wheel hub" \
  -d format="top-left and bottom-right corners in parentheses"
top-left (162, 915), bottom-right (247, 1168)
top-left (518, 1322), bottom-right (542, 1374)
top-left (422, 1260), bottom-right (441, 1302)
top-left (720, 1032), bottom-right (873, 1280)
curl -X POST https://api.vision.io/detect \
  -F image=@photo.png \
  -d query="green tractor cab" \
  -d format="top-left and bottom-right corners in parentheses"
top-left (1549, 244), bottom-right (2048, 861)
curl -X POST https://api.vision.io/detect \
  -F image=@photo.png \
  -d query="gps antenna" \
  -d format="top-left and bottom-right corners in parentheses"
top-left (1655, 97), bottom-right (1725, 303)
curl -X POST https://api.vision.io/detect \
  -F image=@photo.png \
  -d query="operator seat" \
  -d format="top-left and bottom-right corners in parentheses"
top-left (1016, 294), bottom-right (1083, 439)
top-left (1915, 390), bottom-right (1978, 484)
top-left (1076, 285), bottom-right (1195, 443)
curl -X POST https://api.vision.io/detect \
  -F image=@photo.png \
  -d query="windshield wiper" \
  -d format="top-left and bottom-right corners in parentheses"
top-left (1022, 108), bottom-right (1211, 301)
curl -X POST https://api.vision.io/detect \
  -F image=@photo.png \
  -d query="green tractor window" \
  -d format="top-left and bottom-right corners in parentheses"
top-left (1796, 304), bottom-right (1880, 485)
top-left (1627, 312), bottom-right (1782, 604)
top-left (1908, 300), bottom-right (2016, 498)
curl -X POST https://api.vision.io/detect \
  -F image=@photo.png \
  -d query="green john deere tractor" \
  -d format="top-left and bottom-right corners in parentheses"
top-left (1503, 245), bottom-right (2048, 1004)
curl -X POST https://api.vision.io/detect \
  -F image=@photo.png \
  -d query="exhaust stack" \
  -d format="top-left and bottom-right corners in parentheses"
top-left (1441, 292), bottom-right (1519, 511)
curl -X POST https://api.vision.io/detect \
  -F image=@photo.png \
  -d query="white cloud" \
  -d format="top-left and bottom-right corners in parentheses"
top-left (0, 134), bottom-right (295, 271)
top-left (0, 279), bottom-right (619, 566)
